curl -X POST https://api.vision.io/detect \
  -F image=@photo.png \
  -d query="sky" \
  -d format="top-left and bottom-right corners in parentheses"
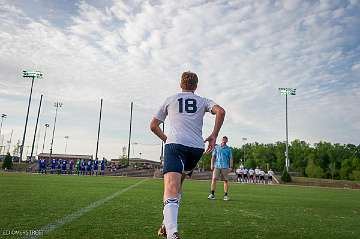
top-left (0, 0), bottom-right (359, 161)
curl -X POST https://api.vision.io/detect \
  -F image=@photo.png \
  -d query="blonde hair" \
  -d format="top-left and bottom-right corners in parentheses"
top-left (181, 71), bottom-right (198, 91)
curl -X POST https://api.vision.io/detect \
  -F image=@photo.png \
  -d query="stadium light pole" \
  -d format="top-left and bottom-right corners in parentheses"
top-left (0, 114), bottom-right (7, 155)
top-left (242, 137), bottom-right (247, 162)
top-left (41, 124), bottom-right (50, 153)
top-left (49, 102), bottom-right (63, 162)
top-left (127, 102), bottom-right (133, 167)
top-left (30, 94), bottom-right (43, 162)
top-left (95, 98), bottom-right (103, 160)
top-left (35, 125), bottom-right (41, 155)
top-left (64, 136), bottom-right (69, 154)
top-left (131, 142), bottom-right (138, 158)
top-left (19, 70), bottom-right (43, 162)
top-left (6, 129), bottom-right (13, 154)
top-left (278, 88), bottom-right (296, 171)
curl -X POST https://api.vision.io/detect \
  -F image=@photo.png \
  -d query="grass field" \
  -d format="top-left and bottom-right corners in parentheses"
top-left (1, 172), bottom-right (360, 239)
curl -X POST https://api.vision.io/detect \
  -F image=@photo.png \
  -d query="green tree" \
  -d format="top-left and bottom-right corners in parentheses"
top-left (289, 140), bottom-right (310, 175)
top-left (350, 171), bottom-right (360, 181)
top-left (305, 158), bottom-right (324, 178)
top-left (2, 152), bottom-right (13, 170)
top-left (339, 158), bottom-right (353, 180)
top-left (244, 158), bottom-right (256, 169)
top-left (281, 168), bottom-right (292, 182)
top-left (274, 142), bottom-right (286, 171)
top-left (231, 147), bottom-right (242, 168)
top-left (328, 161), bottom-right (337, 180)
top-left (314, 142), bottom-right (332, 175)
top-left (199, 153), bottom-right (212, 170)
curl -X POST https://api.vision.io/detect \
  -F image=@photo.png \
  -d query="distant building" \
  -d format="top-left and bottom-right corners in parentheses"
top-left (111, 157), bottom-right (161, 169)
top-left (37, 153), bottom-right (93, 162)
top-left (130, 158), bottom-right (161, 169)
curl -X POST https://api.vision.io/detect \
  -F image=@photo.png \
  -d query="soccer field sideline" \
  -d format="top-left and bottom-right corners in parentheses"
top-left (1, 173), bottom-right (360, 239)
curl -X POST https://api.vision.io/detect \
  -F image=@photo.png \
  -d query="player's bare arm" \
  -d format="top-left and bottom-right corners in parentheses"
top-left (150, 118), bottom-right (167, 142)
top-left (211, 156), bottom-right (215, 171)
top-left (205, 105), bottom-right (225, 153)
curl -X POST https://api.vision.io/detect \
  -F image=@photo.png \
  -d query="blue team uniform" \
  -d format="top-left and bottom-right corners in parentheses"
top-left (57, 160), bottom-right (62, 174)
top-left (81, 160), bottom-right (85, 175)
top-left (62, 160), bottom-right (67, 174)
top-left (38, 160), bottom-right (42, 173)
top-left (87, 160), bottom-right (92, 175)
top-left (101, 159), bottom-right (105, 175)
top-left (51, 159), bottom-right (56, 174)
top-left (69, 160), bottom-right (74, 175)
top-left (39, 159), bottom-right (46, 174)
top-left (93, 160), bottom-right (99, 176)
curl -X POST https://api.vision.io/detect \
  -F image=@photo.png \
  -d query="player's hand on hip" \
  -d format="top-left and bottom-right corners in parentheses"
top-left (204, 134), bottom-right (216, 153)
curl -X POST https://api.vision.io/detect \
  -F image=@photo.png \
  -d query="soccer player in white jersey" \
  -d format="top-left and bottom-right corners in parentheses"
top-left (259, 169), bottom-right (265, 184)
top-left (255, 166), bottom-right (260, 183)
top-left (249, 168), bottom-right (255, 183)
top-left (268, 168), bottom-right (274, 184)
top-left (235, 167), bottom-right (243, 182)
top-left (243, 168), bottom-right (248, 183)
top-left (150, 71), bottom-right (226, 239)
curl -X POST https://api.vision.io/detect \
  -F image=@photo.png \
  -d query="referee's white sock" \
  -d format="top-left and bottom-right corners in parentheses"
top-left (163, 197), bottom-right (179, 238)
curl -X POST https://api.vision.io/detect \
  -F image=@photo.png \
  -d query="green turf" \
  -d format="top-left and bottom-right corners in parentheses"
top-left (1, 172), bottom-right (360, 239)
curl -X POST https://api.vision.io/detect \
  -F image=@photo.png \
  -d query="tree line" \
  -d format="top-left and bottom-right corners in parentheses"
top-left (199, 140), bottom-right (360, 181)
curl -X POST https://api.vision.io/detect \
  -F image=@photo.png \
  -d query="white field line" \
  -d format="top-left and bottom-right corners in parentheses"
top-left (24, 179), bottom-right (147, 239)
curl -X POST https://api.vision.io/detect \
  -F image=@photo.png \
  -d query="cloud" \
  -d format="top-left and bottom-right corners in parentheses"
top-left (0, 0), bottom-right (359, 160)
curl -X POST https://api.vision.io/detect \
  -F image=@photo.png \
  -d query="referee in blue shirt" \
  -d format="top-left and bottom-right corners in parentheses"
top-left (208, 136), bottom-right (233, 201)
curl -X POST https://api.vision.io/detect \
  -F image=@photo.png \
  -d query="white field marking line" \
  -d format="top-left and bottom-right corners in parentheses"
top-left (24, 179), bottom-right (147, 239)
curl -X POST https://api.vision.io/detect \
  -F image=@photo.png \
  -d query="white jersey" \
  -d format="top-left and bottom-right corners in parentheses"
top-left (255, 168), bottom-right (260, 175)
top-left (268, 170), bottom-right (274, 176)
top-left (259, 170), bottom-right (265, 176)
top-left (243, 168), bottom-right (248, 175)
top-left (236, 168), bottom-right (243, 174)
top-left (249, 169), bottom-right (254, 175)
top-left (155, 92), bottom-right (216, 149)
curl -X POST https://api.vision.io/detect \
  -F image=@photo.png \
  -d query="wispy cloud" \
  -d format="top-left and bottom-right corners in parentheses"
top-left (0, 0), bottom-right (359, 160)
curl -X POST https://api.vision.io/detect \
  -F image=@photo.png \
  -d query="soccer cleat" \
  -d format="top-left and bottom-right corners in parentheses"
top-left (170, 232), bottom-right (180, 239)
top-left (157, 224), bottom-right (166, 238)
top-left (223, 195), bottom-right (229, 201)
top-left (207, 194), bottom-right (215, 200)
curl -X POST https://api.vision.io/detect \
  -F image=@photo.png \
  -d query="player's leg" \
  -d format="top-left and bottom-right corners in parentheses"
top-left (178, 173), bottom-right (186, 202)
top-left (222, 169), bottom-right (229, 200)
top-left (159, 144), bottom-right (185, 239)
top-left (209, 168), bottom-right (219, 199)
top-left (160, 172), bottom-right (185, 236)
top-left (162, 172), bottom-right (182, 239)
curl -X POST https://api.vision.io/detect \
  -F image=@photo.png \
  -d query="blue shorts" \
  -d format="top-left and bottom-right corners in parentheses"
top-left (163, 144), bottom-right (204, 175)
